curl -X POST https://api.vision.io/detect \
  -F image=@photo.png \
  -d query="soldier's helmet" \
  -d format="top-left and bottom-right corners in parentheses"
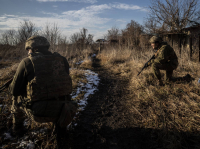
top-left (149, 36), bottom-right (162, 43)
top-left (25, 36), bottom-right (50, 50)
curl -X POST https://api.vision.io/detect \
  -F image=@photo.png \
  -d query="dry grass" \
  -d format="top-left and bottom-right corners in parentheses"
top-left (80, 56), bottom-right (92, 69)
top-left (97, 46), bottom-right (200, 148)
top-left (70, 68), bottom-right (87, 90)
top-left (97, 47), bottom-right (132, 77)
top-left (68, 48), bottom-right (93, 68)
top-left (0, 63), bottom-right (19, 81)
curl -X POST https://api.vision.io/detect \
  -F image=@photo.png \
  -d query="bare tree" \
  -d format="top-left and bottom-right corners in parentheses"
top-left (70, 33), bottom-right (80, 44)
top-left (106, 27), bottom-right (120, 41)
top-left (144, 17), bottom-right (159, 34)
top-left (87, 34), bottom-right (94, 44)
top-left (18, 20), bottom-right (38, 42)
top-left (80, 28), bottom-right (88, 50)
top-left (121, 20), bottom-right (144, 49)
top-left (80, 28), bottom-right (88, 42)
top-left (69, 28), bottom-right (92, 50)
top-left (1, 29), bottom-right (18, 45)
top-left (149, 0), bottom-right (200, 32)
top-left (58, 36), bottom-right (68, 45)
top-left (42, 23), bottom-right (61, 52)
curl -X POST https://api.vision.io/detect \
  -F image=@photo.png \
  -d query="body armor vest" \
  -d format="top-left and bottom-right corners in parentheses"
top-left (27, 52), bottom-right (72, 102)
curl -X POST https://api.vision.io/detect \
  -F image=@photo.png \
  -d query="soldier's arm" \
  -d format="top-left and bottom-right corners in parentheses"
top-left (62, 57), bottom-right (70, 75)
top-left (154, 46), bottom-right (168, 64)
top-left (149, 59), bottom-right (155, 65)
top-left (9, 60), bottom-right (27, 96)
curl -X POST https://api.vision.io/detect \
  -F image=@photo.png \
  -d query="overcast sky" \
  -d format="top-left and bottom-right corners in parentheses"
top-left (0, 0), bottom-right (150, 40)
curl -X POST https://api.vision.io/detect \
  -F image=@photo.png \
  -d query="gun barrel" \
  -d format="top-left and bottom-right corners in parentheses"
top-left (137, 68), bottom-right (144, 76)
top-left (137, 55), bottom-right (155, 76)
top-left (0, 77), bottom-right (13, 92)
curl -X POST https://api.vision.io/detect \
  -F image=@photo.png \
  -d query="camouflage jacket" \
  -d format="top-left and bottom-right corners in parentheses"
top-left (151, 42), bottom-right (178, 65)
top-left (9, 50), bottom-right (70, 97)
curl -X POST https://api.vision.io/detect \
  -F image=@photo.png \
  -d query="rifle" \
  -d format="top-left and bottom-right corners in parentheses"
top-left (137, 55), bottom-right (155, 76)
top-left (0, 77), bottom-right (13, 93)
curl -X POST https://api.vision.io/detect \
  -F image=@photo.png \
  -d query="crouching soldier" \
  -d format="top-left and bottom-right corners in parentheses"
top-left (9, 36), bottom-right (77, 147)
top-left (148, 36), bottom-right (178, 86)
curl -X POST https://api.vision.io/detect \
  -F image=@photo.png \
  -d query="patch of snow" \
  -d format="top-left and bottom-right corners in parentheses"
top-left (0, 104), bottom-right (7, 107)
top-left (31, 128), bottom-right (47, 136)
top-left (16, 133), bottom-right (40, 148)
top-left (72, 70), bottom-right (100, 111)
top-left (25, 141), bottom-right (35, 149)
top-left (76, 60), bottom-right (84, 65)
top-left (23, 119), bottom-right (29, 127)
top-left (18, 140), bottom-right (29, 148)
top-left (198, 78), bottom-right (200, 84)
top-left (1, 145), bottom-right (6, 149)
top-left (4, 133), bottom-right (12, 140)
top-left (92, 54), bottom-right (96, 57)
top-left (68, 69), bottom-right (100, 128)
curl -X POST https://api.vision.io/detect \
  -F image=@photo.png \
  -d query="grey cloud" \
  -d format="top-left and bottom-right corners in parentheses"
top-left (110, 3), bottom-right (148, 12)
top-left (37, 0), bottom-right (97, 4)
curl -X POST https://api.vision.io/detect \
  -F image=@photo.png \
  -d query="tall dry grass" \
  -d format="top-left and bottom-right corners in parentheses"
top-left (97, 46), bottom-right (133, 77)
top-left (97, 45), bottom-right (200, 148)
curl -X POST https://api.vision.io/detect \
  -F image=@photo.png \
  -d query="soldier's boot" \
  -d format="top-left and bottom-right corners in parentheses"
top-left (165, 70), bottom-right (173, 82)
top-left (11, 112), bottom-right (26, 137)
top-left (182, 74), bottom-right (192, 81)
top-left (158, 79), bottom-right (164, 86)
top-left (55, 124), bottom-right (67, 149)
top-left (11, 123), bottom-right (25, 137)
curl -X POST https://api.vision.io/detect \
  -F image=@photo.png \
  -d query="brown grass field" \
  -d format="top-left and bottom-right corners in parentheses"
top-left (0, 42), bottom-right (200, 148)
top-left (97, 45), bottom-right (200, 148)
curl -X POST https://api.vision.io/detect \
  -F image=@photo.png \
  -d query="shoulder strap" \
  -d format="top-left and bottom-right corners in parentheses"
top-left (28, 52), bottom-right (44, 74)
top-left (154, 44), bottom-right (163, 57)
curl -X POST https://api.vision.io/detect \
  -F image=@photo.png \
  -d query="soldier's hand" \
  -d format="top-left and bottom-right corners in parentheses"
top-left (144, 62), bottom-right (149, 68)
top-left (148, 61), bottom-right (151, 66)
top-left (144, 62), bottom-right (151, 68)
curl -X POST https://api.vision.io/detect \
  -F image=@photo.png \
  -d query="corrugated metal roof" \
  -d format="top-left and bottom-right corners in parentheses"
top-left (96, 39), bottom-right (107, 42)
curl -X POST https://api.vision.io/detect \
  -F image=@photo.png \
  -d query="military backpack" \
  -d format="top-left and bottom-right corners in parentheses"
top-left (26, 52), bottom-right (77, 127)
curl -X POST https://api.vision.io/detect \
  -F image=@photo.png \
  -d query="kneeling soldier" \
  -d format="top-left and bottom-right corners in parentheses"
top-left (149, 36), bottom-right (178, 86)
top-left (9, 36), bottom-right (77, 148)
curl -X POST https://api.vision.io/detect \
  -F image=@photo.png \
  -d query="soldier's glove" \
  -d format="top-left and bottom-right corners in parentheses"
top-left (147, 61), bottom-right (151, 66)
top-left (144, 62), bottom-right (151, 68)
top-left (144, 62), bottom-right (149, 68)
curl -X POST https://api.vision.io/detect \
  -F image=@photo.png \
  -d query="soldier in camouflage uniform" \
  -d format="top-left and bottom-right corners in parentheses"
top-left (148, 36), bottom-right (178, 86)
top-left (9, 36), bottom-right (76, 147)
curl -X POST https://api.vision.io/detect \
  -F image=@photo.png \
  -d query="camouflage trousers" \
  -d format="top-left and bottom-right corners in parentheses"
top-left (11, 96), bottom-right (33, 130)
top-left (152, 61), bottom-right (178, 81)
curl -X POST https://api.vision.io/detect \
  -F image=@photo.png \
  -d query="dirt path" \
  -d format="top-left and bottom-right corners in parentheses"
top-left (64, 52), bottom-right (154, 149)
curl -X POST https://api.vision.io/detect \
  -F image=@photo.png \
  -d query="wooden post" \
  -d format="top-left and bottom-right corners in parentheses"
top-left (99, 42), bottom-right (101, 52)
top-left (199, 34), bottom-right (200, 62)
top-left (178, 34), bottom-right (182, 57)
top-left (171, 34), bottom-right (173, 47)
top-left (102, 41), bottom-right (104, 50)
top-left (189, 36), bottom-right (192, 60)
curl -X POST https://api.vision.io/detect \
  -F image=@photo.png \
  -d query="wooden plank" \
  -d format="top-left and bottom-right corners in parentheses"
top-left (199, 34), bottom-right (200, 62)
top-left (178, 34), bottom-right (182, 57)
top-left (190, 36), bottom-right (192, 60)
